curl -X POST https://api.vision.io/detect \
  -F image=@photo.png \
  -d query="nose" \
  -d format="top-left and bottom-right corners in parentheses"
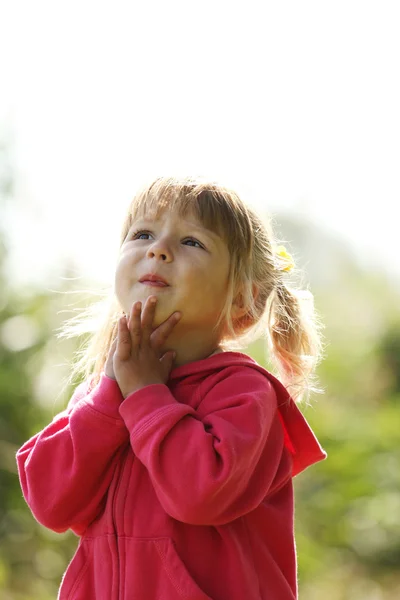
top-left (146, 238), bottom-right (173, 262)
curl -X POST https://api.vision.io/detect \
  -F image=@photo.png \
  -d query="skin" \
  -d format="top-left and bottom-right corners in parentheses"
top-left (107, 209), bottom-right (246, 397)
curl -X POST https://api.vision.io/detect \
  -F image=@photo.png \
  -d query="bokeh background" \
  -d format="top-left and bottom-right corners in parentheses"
top-left (1, 1), bottom-right (400, 598)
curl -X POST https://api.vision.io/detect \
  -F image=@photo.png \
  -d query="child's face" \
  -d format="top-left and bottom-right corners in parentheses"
top-left (114, 208), bottom-right (231, 338)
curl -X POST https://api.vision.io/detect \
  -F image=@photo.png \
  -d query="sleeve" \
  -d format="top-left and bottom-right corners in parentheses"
top-left (16, 373), bottom-right (129, 536)
top-left (119, 367), bottom-right (290, 526)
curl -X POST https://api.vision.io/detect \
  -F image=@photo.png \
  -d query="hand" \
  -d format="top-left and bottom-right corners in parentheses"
top-left (113, 296), bottom-right (181, 399)
top-left (105, 337), bottom-right (118, 380)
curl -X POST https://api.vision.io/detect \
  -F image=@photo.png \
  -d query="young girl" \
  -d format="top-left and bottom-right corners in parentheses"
top-left (17, 175), bottom-right (326, 600)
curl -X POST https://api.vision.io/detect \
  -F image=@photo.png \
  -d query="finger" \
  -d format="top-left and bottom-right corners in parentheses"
top-left (105, 337), bottom-right (118, 371)
top-left (115, 316), bottom-right (131, 360)
top-left (141, 296), bottom-right (157, 343)
top-left (129, 301), bottom-right (143, 347)
top-left (150, 311), bottom-right (181, 348)
top-left (159, 350), bottom-right (176, 378)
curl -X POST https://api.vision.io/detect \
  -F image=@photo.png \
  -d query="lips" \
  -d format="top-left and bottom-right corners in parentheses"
top-left (139, 273), bottom-right (169, 286)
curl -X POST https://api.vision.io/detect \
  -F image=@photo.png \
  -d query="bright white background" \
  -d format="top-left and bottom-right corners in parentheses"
top-left (1, 0), bottom-right (399, 290)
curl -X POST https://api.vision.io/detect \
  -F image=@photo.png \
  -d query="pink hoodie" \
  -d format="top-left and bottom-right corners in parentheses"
top-left (17, 351), bottom-right (326, 600)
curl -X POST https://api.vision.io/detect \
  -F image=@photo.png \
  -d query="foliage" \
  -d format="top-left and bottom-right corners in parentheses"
top-left (0, 258), bottom-right (80, 598)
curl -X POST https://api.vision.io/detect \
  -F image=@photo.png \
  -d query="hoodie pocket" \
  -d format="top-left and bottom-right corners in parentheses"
top-left (58, 538), bottom-right (94, 600)
top-left (122, 537), bottom-right (212, 600)
top-left (59, 535), bottom-right (119, 600)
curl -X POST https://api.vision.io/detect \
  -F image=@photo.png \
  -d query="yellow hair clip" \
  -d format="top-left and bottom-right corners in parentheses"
top-left (275, 245), bottom-right (295, 273)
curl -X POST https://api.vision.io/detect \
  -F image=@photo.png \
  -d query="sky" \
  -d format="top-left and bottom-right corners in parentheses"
top-left (1, 0), bottom-right (399, 292)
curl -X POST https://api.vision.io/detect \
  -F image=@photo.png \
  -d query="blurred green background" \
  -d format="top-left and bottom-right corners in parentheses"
top-left (1, 142), bottom-right (400, 600)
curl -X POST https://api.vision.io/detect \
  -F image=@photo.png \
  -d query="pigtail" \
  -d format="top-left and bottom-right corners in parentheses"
top-left (268, 281), bottom-right (325, 403)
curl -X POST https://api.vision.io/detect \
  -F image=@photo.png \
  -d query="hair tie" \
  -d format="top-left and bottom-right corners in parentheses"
top-left (275, 245), bottom-right (295, 273)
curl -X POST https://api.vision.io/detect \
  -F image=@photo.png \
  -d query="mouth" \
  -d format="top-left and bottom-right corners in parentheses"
top-left (139, 273), bottom-right (170, 287)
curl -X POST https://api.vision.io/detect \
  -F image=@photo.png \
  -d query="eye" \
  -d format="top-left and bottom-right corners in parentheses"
top-left (183, 238), bottom-right (204, 249)
top-left (131, 230), bottom-right (153, 240)
top-left (130, 230), bottom-right (205, 249)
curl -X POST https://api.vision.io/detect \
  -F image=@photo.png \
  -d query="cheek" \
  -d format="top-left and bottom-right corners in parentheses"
top-left (114, 256), bottom-right (136, 306)
top-left (113, 263), bottom-right (122, 297)
top-left (201, 268), bottom-right (229, 298)
top-left (115, 252), bottom-right (137, 282)
top-left (114, 261), bottom-right (126, 295)
top-left (187, 274), bottom-right (228, 314)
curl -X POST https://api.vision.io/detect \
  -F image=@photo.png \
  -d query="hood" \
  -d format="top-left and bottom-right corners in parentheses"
top-left (170, 351), bottom-right (327, 477)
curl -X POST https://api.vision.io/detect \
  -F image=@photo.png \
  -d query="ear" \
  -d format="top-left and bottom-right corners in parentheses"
top-left (231, 293), bottom-right (247, 320)
top-left (231, 284), bottom-right (259, 320)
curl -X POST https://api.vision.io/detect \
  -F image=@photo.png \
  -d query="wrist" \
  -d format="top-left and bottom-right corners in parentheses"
top-left (121, 380), bottom-right (164, 399)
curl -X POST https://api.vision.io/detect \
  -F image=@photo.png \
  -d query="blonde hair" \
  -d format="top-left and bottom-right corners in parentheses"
top-left (57, 175), bottom-right (324, 403)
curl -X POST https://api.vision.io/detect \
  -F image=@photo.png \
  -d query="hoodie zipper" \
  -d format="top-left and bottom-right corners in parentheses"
top-left (112, 447), bottom-right (129, 600)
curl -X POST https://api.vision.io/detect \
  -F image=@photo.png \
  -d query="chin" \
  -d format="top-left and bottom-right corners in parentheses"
top-left (124, 292), bottom-right (176, 326)
top-left (152, 305), bottom-right (173, 328)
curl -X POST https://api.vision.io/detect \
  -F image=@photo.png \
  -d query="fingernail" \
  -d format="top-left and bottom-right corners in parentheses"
top-left (149, 297), bottom-right (157, 304)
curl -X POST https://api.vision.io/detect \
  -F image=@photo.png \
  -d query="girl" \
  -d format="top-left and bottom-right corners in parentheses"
top-left (17, 176), bottom-right (326, 600)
